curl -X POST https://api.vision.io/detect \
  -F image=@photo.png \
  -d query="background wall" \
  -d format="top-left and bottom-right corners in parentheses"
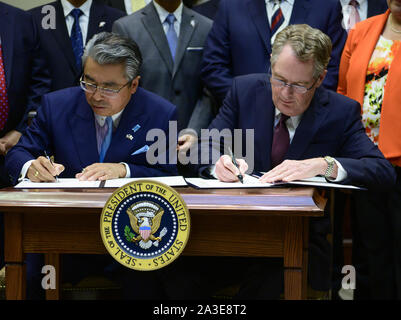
top-left (1, 0), bottom-right (53, 10)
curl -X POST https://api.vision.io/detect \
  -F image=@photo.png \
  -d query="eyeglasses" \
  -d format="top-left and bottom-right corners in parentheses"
top-left (80, 76), bottom-right (131, 98)
top-left (268, 69), bottom-right (318, 94)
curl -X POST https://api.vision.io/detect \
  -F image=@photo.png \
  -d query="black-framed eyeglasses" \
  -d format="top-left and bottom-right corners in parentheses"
top-left (80, 76), bottom-right (131, 98)
top-left (268, 68), bottom-right (318, 94)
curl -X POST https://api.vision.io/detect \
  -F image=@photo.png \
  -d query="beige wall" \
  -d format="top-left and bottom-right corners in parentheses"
top-left (1, 0), bottom-right (53, 11)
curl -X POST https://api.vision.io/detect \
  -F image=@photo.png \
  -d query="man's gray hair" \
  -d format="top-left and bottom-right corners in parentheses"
top-left (271, 24), bottom-right (332, 79)
top-left (82, 32), bottom-right (142, 81)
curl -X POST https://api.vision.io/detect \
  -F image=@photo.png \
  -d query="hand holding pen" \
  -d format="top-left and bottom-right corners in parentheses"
top-left (214, 148), bottom-right (248, 183)
top-left (27, 152), bottom-right (65, 182)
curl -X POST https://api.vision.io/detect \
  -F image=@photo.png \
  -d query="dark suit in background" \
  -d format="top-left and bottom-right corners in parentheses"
top-left (192, 0), bottom-right (220, 20)
top-left (367, 0), bottom-right (388, 17)
top-left (30, 0), bottom-right (125, 91)
top-left (201, 0), bottom-right (347, 105)
top-left (0, 2), bottom-right (50, 269)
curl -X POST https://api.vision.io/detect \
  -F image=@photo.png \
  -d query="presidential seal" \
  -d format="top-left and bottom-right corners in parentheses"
top-left (100, 180), bottom-right (190, 271)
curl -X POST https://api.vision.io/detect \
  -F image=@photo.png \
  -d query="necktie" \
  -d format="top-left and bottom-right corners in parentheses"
top-left (0, 45), bottom-right (9, 131)
top-left (131, 0), bottom-right (146, 12)
top-left (270, 1), bottom-right (284, 37)
top-left (347, 0), bottom-right (360, 32)
top-left (271, 113), bottom-right (290, 168)
top-left (166, 14), bottom-right (178, 61)
top-left (70, 8), bottom-right (84, 72)
top-left (99, 116), bottom-right (113, 163)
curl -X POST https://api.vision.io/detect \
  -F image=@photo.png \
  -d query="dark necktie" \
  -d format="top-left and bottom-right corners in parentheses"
top-left (271, 113), bottom-right (290, 168)
top-left (0, 44), bottom-right (9, 131)
top-left (70, 8), bottom-right (84, 71)
top-left (99, 116), bottom-right (113, 163)
top-left (166, 13), bottom-right (178, 61)
top-left (270, 1), bottom-right (284, 37)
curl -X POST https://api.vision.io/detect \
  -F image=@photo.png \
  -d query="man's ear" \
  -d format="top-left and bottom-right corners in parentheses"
top-left (130, 76), bottom-right (141, 94)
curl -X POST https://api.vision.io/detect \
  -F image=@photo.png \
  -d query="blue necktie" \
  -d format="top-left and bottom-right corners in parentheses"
top-left (70, 8), bottom-right (84, 71)
top-left (166, 14), bottom-right (178, 61)
top-left (99, 117), bottom-right (113, 163)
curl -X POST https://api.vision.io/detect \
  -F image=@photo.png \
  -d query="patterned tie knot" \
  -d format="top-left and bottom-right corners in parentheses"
top-left (278, 113), bottom-right (289, 125)
top-left (166, 13), bottom-right (176, 26)
top-left (70, 8), bottom-right (83, 20)
top-left (349, 0), bottom-right (359, 8)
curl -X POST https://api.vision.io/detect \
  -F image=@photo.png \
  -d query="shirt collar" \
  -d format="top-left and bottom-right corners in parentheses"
top-left (340, 0), bottom-right (364, 6)
top-left (152, 0), bottom-right (183, 25)
top-left (94, 108), bottom-right (124, 127)
top-left (274, 108), bottom-right (302, 128)
top-left (61, 0), bottom-right (93, 18)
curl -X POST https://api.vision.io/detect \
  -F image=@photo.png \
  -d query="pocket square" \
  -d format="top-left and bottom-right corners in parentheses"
top-left (132, 145), bottom-right (149, 155)
top-left (186, 47), bottom-right (203, 51)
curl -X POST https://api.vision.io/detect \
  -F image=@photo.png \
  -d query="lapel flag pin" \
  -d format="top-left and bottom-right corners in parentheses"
top-left (190, 19), bottom-right (195, 28)
top-left (132, 124), bottom-right (141, 132)
top-left (126, 134), bottom-right (133, 140)
top-left (99, 21), bottom-right (106, 28)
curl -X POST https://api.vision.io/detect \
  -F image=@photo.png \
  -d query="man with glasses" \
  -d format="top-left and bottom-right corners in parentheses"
top-left (192, 24), bottom-right (395, 298)
top-left (5, 31), bottom-right (177, 184)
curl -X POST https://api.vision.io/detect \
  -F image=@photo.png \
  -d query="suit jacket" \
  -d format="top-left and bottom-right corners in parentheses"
top-left (202, 73), bottom-right (395, 290)
top-left (201, 0), bottom-right (347, 104)
top-left (367, 0), bottom-right (388, 17)
top-left (204, 73), bottom-right (395, 189)
top-left (0, 3), bottom-right (50, 186)
top-left (5, 87), bottom-right (178, 185)
top-left (338, 10), bottom-right (401, 166)
top-left (99, 0), bottom-right (127, 13)
top-left (192, 0), bottom-right (220, 20)
top-left (113, 3), bottom-right (213, 133)
top-left (30, 0), bottom-right (125, 91)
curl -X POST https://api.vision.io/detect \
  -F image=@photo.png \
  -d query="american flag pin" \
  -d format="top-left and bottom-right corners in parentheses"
top-left (126, 134), bottom-right (133, 140)
top-left (190, 19), bottom-right (195, 28)
top-left (99, 21), bottom-right (106, 28)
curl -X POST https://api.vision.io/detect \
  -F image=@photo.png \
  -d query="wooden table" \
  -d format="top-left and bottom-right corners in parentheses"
top-left (0, 186), bottom-right (325, 300)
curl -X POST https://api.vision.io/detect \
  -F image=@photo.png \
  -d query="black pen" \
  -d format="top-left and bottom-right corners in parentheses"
top-left (228, 147), bottom-right (244, 184)
top-left (44, 150), bottom-right (59, 182)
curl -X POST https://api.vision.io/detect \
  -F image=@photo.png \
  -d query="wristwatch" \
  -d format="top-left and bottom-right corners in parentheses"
top-left (324, 156), bottom-right (335, 178)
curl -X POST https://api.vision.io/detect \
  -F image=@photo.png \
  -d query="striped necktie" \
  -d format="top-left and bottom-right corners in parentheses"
top-left (0, 45), bottom-right (9, 131)
top-left (99, 116), bottom-right (113, 163)
top-left (70, 8), bottom-right (84, 72)
top-left (270, 1), bottom-right (284, 37)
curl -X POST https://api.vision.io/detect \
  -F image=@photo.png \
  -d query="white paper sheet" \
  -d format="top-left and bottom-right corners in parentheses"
top-left (103, 176), bottom-right (188, 188)
top-left (15, 178), bottom-right (100, 188)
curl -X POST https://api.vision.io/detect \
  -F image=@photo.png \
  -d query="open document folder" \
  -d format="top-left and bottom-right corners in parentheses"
top-left (185, 175), bottom-right (364, 190)
top-left (14, 176), bottom-right (188, 189)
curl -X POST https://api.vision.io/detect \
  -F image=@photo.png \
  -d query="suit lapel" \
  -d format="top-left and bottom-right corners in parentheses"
top-left (287, 88), bottom-right (330, 160)
top-left (173, 7), bottom-right (196, 77)
top-left (69, 93), bottom-right (99, 166)
top-left (49, 1), bottom-right (79, 75)
top-left (289, 0), bottom-right (310, 23)
top-left (142, 3), bottom-right (174, 74)
top-left (247, 0), bottom-right (271, 54)
top-left (0, 5), bottom-right (14, 88)
top-left (87, 1), bottom-right (109, 43)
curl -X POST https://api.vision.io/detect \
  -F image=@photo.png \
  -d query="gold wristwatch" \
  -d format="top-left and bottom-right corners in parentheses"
top-left (324, 156), bottom-right (335, 178)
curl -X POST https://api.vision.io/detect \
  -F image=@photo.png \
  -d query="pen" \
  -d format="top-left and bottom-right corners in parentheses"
top-left (44, 150), bottom-right (59, 182)
top-left (228, 147), bottom-right (244, 184)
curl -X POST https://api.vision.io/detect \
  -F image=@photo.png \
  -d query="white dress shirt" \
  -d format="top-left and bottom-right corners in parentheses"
top-left (266, 0), bottom-right (294, 44)
top-left (340, 0), bottom-right (368, 27)
top-left (60, 0), bottom-right (92, 44)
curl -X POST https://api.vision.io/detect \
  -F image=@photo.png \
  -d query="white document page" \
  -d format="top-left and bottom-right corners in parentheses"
top-left (15, 178), bottom-right (100, 188)
top-left (103, 176), bottom-right (188, 188)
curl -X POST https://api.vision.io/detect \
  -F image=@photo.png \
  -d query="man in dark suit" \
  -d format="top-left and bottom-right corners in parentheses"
top-left (0, 1), bottom-right (50, 270)
top-left (192, 0), bottom-right (220, 20)
top-left (5, 32), bottom-right (177, 298)
top-left (201, 0), bottom-right (347, 105)
top-left (113, 0), bottom-right (213, 165)
top-left (198, 24), bottom-right (395, 297)
top-left (30, 0), bottom-right (125, 91)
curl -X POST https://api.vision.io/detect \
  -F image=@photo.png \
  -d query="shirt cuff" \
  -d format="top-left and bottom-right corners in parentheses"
top-left (19, 160), bottom-right (35, 181)
top-left (121, 162), bottom-right (131, 178)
